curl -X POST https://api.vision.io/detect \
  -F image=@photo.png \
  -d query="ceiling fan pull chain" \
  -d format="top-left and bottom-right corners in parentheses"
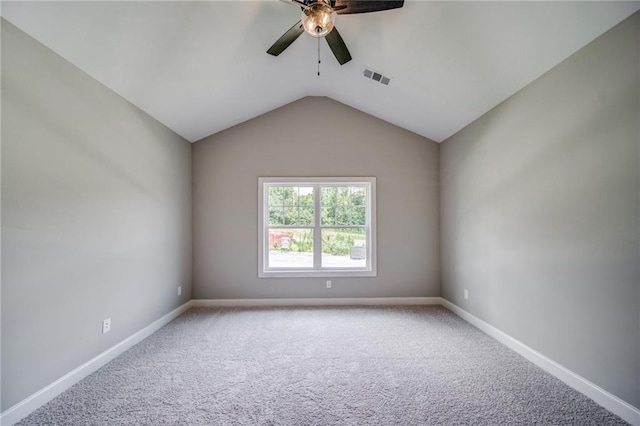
top-left (317, 36), bottom-right (321, 76)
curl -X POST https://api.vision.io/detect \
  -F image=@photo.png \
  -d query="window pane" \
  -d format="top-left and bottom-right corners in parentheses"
top-left (268, 207), bottom-right (284, 225)
top-left (268, 187), bottom-right (284, 206)
top-left (321, 187), bottom-right (337, 206)
top-left (335, 206), bottom-right (350, 225)
top-left (321, 228), bottom-right (366, 268)
top-left (298, 187), bottom-right (314, 207)
top-left (282, 187), bottom-right (297, 206)
top-left (284, 207), bottom-right (297, 225)
top-left (352, 206), bottom-right (366, 225)
top-left (336, 187), bottom-right (350, 205)
top-left (321, 206), bottom-right (335, 226)
top-left (299, 206), bottom-right (314, 226)
top-left (268, 228), bottom-right (314, 268)
top-left (350, 187), bottom-right (365, 205)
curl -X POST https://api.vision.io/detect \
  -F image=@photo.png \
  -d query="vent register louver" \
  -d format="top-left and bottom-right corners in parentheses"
top-left (363, 68), bottom-right (391, 85)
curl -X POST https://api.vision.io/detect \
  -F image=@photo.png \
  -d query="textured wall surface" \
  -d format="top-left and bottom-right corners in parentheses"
top-left (440, 13), bottom-right (639, 407)
top-left (193, 97), bottom-right (440, 299)
top-left (1, 20), bottom-right (192, 410)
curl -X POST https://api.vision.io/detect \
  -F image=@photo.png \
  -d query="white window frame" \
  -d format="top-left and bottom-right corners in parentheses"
top-left (258, 177), bottom-right (377, 278)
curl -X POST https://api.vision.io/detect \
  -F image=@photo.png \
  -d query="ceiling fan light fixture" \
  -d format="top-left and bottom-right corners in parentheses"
top-left (301, 2), bottom-right (336, 38)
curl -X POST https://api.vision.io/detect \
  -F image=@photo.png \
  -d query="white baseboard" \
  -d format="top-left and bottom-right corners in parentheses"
top-left (440, 299), bottom-right (640, 426)
top-left (0, 301), bottom-right (193, 426)
top-left (191, 297), bottom-right (442, 308)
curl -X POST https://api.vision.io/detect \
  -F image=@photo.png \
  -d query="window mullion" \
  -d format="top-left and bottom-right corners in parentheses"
top-left (313, 185), bottom-right (321, 269)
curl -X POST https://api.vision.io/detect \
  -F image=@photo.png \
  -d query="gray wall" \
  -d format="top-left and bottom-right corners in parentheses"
top-left (1, 20), bottom-right (193, 410)
top-left (440, 12), bottom-right (639, 408)
top-left (193, 97), bottom-right (439, 299)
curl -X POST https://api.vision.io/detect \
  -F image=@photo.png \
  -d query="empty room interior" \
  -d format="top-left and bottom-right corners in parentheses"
top-left (1, 1), bottom-right (639, 425)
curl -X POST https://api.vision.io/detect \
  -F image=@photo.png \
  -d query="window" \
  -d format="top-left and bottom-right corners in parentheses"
top-left (258, 177), bottom-right (376, 278)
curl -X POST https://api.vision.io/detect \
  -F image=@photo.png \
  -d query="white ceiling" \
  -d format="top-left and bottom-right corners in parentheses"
top-left (2, 1), bottom-right (638, 142)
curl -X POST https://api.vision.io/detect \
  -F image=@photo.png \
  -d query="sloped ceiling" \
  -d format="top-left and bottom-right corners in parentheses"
top-left (2, 1), bottom-right (638, 142)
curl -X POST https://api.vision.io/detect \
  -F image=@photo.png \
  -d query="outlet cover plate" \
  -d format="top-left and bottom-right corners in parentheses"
top-left (102, 318), bottom-right (111, 334)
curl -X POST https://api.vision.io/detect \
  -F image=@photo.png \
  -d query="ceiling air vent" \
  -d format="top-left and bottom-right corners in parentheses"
top-left (363, 68), bottom-right (391, 86)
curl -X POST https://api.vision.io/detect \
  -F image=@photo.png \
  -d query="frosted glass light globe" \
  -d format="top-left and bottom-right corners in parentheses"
top-left (301, 3), bottom-right (336, 38)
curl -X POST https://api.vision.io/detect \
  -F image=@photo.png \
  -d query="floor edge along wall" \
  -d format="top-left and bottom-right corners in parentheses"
top-left (2, 298), bottom-right (638, 426)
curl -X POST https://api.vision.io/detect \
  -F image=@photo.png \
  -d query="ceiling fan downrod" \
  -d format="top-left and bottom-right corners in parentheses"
top-left (317, 36), bottom-right (321, 76)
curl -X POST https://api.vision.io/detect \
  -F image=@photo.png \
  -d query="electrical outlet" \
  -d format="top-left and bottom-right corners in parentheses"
top-left (178, 286), bottom-right (182, 296)
top-left (464, 289), bottom-right (469, 300)
top-left (326, 280), bottom-right (332, 289)
top-left (102, 318), bottom-right (111, 334)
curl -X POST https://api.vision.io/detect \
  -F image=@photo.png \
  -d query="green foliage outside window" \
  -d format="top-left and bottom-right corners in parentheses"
top-left (290, 230), bottom-right (313, 252)
top-left (322, 230), bottom-right (363, 256)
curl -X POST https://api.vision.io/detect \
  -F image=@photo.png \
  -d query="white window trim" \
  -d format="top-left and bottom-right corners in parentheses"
top-left (258, 177), bottom-right (377, 278)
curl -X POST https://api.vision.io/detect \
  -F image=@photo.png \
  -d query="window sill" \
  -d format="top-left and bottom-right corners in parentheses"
top-left (259, 269), bottom-right (377, 278)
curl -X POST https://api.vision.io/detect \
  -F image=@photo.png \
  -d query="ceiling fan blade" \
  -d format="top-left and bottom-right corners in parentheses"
top-left (267, 21), bottom-right (305, 57)
top-left (334, 0), bottom-right (404, 15)
top-left (325, 27), bottom-right (352, 65)
top-left (278, 0), bottom-right (307, 8)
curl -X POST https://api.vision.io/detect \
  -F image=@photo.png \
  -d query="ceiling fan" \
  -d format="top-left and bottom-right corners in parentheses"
top-left (267, 0), bottom-right (404, 66)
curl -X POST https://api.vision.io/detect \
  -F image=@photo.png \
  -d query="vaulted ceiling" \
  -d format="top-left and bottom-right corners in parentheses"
top-left (2, 1), bottom-right (638, 142)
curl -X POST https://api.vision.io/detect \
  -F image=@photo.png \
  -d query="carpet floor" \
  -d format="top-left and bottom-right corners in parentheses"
top-left (17, 306), bottom-right (628, 425)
